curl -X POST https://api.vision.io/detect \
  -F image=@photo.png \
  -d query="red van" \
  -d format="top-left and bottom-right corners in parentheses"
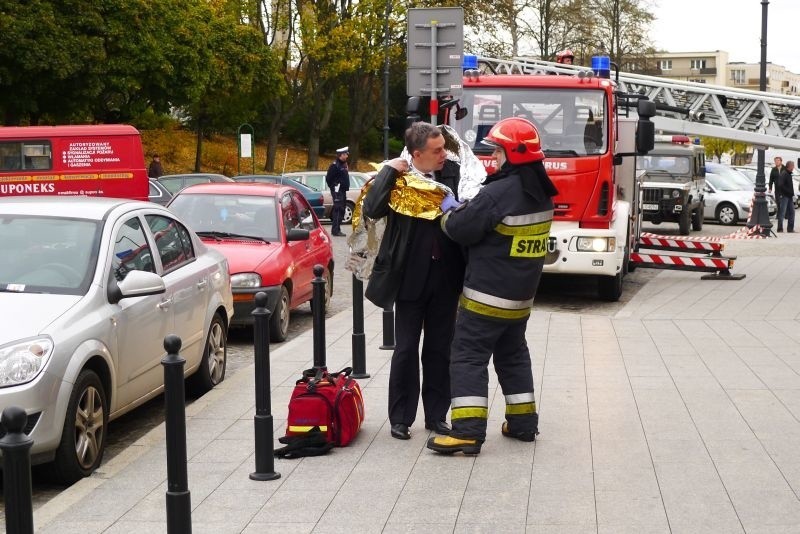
top-left (0, 125), bottom-right (148, 201)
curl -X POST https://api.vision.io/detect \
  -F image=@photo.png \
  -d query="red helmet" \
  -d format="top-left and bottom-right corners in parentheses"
top-left (556, 49), bottom-right (574, 63)
top-left (481, 117), bottom-right (544, 165)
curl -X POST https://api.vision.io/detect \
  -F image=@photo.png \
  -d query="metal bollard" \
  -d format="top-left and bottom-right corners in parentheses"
top-left (250, 291), bottom-right (280, 481)
top-left (351, 274), bottom-right (370, 379)
top-left (0, 406), bottom-right (34, 534)
top-left (379, 306), bottom-right (395, 350)
top-left (162, 335), bottom-right (192, 534)
top-left (312, 264), bottom-right (327, 371)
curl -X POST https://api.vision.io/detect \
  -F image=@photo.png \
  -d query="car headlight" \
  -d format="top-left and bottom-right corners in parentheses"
top-left (577, 237), bottom-right (615, 252)
top-left (671, 189), bottom-right (681, 198)
top-left (0, 337), bottom-right (54, 387)
top-left (230, 272), bottom-right (262, 288)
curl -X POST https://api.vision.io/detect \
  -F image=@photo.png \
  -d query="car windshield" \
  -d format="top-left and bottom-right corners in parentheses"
top-left (707, 165), bottom-right (753, 190)
top-left (637, 155), bottom-right (691, 175)
top-left (0, 215), bottom-right (100, 295)
top-left (706, 173), bottom-right (743, 192)
top-left (169, 193), bottom-right (280, 241)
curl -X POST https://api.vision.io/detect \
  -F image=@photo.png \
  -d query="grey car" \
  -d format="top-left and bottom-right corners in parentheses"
top-left (158, 173), bottom-right (235, 194)
top-left (0, 197), bottom-right (233, 483)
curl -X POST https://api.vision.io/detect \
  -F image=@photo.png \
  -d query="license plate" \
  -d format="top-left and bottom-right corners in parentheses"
top-left (643, 203), bottom-right (659, 211)
top-left (547, 237), bottom-right (557, 253)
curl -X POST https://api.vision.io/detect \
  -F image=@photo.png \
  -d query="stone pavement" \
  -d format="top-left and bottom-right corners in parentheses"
top-left (28, 232), bottom-right (800, 533)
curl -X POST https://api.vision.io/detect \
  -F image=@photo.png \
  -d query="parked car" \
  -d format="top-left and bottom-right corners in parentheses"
top-left (167, 182), bottom-right (334, 342)
top-left (704, 172), bottom-right (776, 225)
top-left (232, 174), bottom-right (326, 220)
top-left (148, 178), bottom-right (173, 205)
top-left (0, 197), bottom-right (233, 483)
top-left (283, 171), bottom-right (372, 224)
top-left (158, 173), bottom-right (235, 194)
top-left (735, 164), bottom-right (800, 207)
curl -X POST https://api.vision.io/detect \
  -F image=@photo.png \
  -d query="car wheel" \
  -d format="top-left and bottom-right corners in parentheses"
top-left (53, 369), bottom-right (108, 484)
top-left (716, 202), bottom-right (738, 225)
top-left (692, 204), bottom-right (704, 231)
top-left (269, 285), bottom-right (291, 342)
top-left (192, 314), bottom-right (227, 393)
top-left (342, 201), bottom-right (355, 224)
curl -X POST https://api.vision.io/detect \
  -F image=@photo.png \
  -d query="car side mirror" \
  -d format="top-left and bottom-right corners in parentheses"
top-left (108, 270), bottom-right (166, 304)
top-left (286, 228), bottom-right (310, 241)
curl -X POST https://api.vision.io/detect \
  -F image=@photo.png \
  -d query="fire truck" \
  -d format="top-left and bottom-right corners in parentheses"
top-left (435, 55), bottom-right (800, 300)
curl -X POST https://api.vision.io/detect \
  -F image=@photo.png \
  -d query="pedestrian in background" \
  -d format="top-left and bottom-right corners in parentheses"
top-left (362, 122), bottom-right (465, 441)
top-left (326, 147), bottom-right (350, 236)
top-left (769, 156), bottom-right (783, 197)
top-left (776, 160), bottom-right (796, 233)
top-left (427, 117), bottom-right (557, 456)
top-left (148, 153), bottom-right (164, 178)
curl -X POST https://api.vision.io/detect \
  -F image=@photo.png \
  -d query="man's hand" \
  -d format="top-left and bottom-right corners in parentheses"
top-left (440, 194), bottom-right (462, 213)
top-left (385, 158), bottom-right (409, 173)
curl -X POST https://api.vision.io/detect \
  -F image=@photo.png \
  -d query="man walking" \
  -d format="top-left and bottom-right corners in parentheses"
top-left (776, 160), bottom-right (796, 233)
top-left (326, 147), bottom-right (350, 236)
top-left (769, 156), bottom-right (783, 197)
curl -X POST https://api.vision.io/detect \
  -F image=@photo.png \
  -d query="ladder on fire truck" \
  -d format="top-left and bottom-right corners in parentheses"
top-left (477, 57), bottom-right (800, 152)
top-left (474, 56), bottom-right (800, 280)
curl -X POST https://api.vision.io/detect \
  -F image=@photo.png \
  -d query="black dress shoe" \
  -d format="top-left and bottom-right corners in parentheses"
top-left (332, 232), bottom-right (346, 237)
top-left (425, 420), bottom-right (451, 435)
top-left (390, 423), bottom-right (410, 440)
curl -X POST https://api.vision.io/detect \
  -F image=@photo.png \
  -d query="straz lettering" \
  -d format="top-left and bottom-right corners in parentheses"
top-left (511, 235), bottom-right (550, 257)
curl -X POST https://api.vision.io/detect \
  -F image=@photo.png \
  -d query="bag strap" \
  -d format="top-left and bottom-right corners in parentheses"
top-left (330, 367), bottom-right (352, 378)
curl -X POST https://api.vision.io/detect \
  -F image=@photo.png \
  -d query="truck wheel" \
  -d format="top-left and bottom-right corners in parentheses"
top-left (678, 208), bottom-right (691, 235)
top-left (598, 272), bottom-right (623, 302)
top-left (692, 204), bottom-right (704, 231)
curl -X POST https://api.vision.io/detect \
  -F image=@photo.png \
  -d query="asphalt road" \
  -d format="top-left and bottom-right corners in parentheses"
top-left (3, 217), bottom-right (747, 517)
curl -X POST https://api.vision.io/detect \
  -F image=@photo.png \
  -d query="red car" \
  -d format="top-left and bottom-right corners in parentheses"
top-left (167, 182), bottom-right (334, 341)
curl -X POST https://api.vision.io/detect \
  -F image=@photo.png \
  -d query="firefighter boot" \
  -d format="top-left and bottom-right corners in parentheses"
top-left (426, 435), bottom-right (482, 455)
top-left (501, 421), bottom-right (539, 442)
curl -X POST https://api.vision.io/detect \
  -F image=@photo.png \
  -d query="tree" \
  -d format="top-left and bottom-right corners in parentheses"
top-left (588, 0), bottom-right (654, 66)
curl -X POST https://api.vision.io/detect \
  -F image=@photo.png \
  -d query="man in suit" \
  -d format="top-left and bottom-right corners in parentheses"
top-left (362, 122), bottom-right (465, 440)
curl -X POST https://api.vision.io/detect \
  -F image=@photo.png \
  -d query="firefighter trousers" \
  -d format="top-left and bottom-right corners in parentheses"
top-left (449, 309), bottom-right (538, 442)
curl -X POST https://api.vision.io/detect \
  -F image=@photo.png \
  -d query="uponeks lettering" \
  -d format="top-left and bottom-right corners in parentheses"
top-left (0, 183), bottom-right (56, 194)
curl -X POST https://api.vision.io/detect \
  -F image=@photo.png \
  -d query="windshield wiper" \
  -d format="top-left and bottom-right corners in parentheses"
top-left (543, 149), bottom-right (580, 157)
top-left (195, 231), bottom-right (269, 243)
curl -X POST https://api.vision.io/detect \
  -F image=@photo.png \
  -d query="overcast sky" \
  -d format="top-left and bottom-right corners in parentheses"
top-left (650, 0), bottom-right (800, 72)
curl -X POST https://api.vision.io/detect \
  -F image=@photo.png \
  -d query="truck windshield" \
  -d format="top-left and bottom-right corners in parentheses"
top-left (450, 88), bottom-right (607, 157)
top-left (637, 155), bottom-right (691, 175)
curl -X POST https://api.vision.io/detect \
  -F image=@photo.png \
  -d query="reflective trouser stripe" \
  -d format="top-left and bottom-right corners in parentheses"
top-left (452, 407), bottom-right (489, 420)
top-left (288, 425), bottom-right (328, 432)
top-left (452, 396), bottom-right (489, 420)
top-left (506, 392), bottom-right (536, 404)
top-left (506, 402), bottom-right (537, 415)
top-left (462, 287), bottom-right (533, 310)
top-left (460, 294), bottom-right (531, 320)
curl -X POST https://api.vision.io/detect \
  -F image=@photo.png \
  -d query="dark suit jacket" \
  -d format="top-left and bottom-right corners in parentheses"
top-left (362, 160), bottom-right (465, 307)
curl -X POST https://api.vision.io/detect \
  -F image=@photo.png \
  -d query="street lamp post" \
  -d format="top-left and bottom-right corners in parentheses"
top-left (747, 0), bottom-right (773, 235)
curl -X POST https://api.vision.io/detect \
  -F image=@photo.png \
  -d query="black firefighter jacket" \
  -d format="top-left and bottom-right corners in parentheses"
top-left (362, 160), bottom-right (464, 308)
top-left (441, 161), bottom-right (557, 322)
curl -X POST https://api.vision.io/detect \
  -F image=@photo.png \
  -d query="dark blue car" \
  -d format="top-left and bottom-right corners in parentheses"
top-left (233, 175), bottom-right (326, 220)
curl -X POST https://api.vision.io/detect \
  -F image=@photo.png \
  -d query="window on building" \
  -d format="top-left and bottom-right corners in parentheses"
top-left (731, 69), bottom-right (746, 84)
top-left (690, 59), bottom-right (707, 70)
top-left (659, 60), bottom-right (672, 71)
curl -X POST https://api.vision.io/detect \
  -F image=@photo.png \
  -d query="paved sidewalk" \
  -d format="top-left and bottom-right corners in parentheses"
top-left (27, 232), bottom-right (800, 533)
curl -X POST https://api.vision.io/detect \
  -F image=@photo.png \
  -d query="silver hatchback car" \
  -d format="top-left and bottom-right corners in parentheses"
top-left (0, 197), bottom-right (233, 483)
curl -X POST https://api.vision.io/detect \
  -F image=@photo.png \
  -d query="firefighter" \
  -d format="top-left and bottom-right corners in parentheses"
top-left (427, 117), bottom-right (558, 456)
top-left (556, 49), bottom-right (574, 65)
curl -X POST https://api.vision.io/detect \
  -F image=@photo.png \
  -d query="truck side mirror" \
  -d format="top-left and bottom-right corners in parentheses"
top-left (636, 120), bottom-right (655, 154)
top-left (637, 99), bottom-right (656, 119)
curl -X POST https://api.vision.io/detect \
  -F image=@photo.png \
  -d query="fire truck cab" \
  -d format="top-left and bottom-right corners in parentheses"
top-left (444, 56), bottom-right (654, 301)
